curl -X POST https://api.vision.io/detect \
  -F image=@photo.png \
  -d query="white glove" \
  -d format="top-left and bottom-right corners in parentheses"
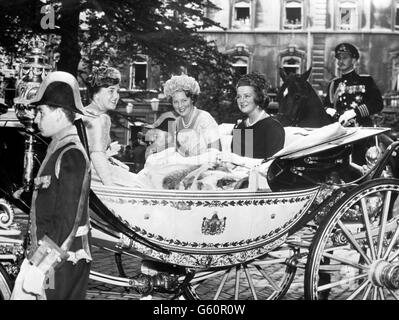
top-left (22, 264), bottom-right (46, 296)
top-left (109, 157), bottom-right (130, 170)
top-left (217, 152), bottom-right (263, 168)
top-left (339, 109), bottom-right (357, 126)
top-left (106, 141), bottom-right (122, 157)
top-left (325, 108), bottom-right (337, 117)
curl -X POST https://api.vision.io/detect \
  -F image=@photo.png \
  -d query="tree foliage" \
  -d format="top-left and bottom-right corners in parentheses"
top-left (0, 0), bottom-right (239, 123)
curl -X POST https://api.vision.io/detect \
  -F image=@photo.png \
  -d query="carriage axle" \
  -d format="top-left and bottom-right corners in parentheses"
top-left (370, 260), bottom-right (399, 290)
top-left (128, 273), bottom-right (180, 295)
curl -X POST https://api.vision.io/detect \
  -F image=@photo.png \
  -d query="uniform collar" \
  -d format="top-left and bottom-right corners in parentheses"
top-left (47, 125), bottom-right (79, 154)
top-left (341, 69), bottom-right (356, 78)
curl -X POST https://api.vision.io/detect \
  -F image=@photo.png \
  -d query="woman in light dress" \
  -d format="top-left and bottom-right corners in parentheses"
top-left (82, 66), bottom-right (150, 188)
top-left (167, 74), bottom-right (221, 157)
top-left (146, 75), bottom-right (221, 161)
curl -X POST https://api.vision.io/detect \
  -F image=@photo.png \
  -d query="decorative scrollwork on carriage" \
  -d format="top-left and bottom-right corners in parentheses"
top-left (0, 199), bottom-right (14, 229)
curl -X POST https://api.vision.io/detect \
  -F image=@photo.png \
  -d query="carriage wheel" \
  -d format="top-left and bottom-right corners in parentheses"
top-left (305, 178), bottom-right (399, 300)
top-left (182, 245), bottom-right (298, 300)
top-left (0, 264), bottom-right (13, 300)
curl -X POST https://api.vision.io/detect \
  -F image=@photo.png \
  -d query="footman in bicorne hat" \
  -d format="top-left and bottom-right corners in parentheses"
top-left (11, 71), bottom-right (92, 300)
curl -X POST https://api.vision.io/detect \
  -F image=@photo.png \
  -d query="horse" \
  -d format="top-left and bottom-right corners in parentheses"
top-left (275, 67), bottom-right (332, 128)
top-left (269, 68), bottom-right (397, 191)
top-left (269, 68), bottom-right (362, 190)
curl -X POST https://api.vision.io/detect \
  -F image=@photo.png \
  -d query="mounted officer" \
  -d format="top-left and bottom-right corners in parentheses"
top-left (324, 42), bottom-right (383, 127)
top-left (324, 42), bottom-right (384, 165)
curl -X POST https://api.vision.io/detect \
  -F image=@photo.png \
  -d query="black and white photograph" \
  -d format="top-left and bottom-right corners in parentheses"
top-left (0, 0), bottom-right (399, 309)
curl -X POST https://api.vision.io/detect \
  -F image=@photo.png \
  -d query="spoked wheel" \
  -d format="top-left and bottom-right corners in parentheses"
top-left (0, 264), bottom-right (13, 300)
top-left (182, 245), bottom-right (298, 300)
top-left (305, 178), bottom-right (399, 300)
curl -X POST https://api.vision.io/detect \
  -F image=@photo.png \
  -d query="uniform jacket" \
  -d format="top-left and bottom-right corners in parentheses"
top-left (325, 70), bottom-right (383, 126)
top-left (28, 125), bottom-right (92, 264)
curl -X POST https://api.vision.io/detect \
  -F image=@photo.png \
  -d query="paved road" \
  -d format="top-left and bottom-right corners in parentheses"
top-left (13, 213), bottom-right (305, 300)
top-left (87, 246), bottom-right (305, 300)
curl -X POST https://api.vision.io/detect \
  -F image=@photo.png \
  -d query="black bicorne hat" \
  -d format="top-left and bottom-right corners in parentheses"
top-left (32, 82), bottom-right (82, 114)
top-left (30, 71), bottom-right (84, 114)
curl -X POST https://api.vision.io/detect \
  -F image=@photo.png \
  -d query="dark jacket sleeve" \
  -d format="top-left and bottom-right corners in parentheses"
top-left (354, 76), bottom-right (383, 119)
top-left (262, 119), bottom-right (285, 158)
top-left (52, 148), bottom-right (88, 248)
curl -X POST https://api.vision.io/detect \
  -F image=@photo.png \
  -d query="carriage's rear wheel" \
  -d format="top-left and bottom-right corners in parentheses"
top-left (305, 178), bottom-right (399, 300)
top-left (0, 263), bottom-right (13, 300)
top-left (182, 246), bottom-right (298, 300)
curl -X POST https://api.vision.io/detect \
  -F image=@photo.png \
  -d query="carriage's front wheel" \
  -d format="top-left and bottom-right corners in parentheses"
top-left (305, 178), bottom-right (399, 300)
top-left (182, 245), bottom-right (298, 300)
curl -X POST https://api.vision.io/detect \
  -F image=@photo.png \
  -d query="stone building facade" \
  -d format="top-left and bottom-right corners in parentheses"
top-left (199, 0), bottom-right (399, 96)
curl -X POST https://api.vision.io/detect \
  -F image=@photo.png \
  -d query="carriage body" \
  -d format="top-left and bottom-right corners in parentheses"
top-left (91, 184), bottom-right (319, 269)
top-left (89, 124), bottom-right (392, 265)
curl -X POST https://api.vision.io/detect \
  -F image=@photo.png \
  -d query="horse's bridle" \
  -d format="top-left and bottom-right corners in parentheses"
top-left (277, 77), bottom-right (307, 126)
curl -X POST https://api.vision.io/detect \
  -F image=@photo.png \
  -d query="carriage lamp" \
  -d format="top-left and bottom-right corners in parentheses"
top-left (12, 38), bottom-right (53, 194)
top-left (150, 98), bottom-right (160, 112)
top-left (14, 38), bottom-right (52, 129)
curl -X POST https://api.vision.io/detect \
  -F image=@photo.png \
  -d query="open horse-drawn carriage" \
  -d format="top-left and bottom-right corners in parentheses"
top-left (1, 106), bottom-right (399, 300)
top-left (1, 65), bottom-right (399, 300)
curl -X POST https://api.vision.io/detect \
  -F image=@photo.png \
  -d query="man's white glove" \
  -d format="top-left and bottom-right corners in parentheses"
top-left (339, 109), bottom-right (357, 126)
top-left (22, 264), bottom-right (46, 296)
top-left (325, 108), bottom-right (337, 117)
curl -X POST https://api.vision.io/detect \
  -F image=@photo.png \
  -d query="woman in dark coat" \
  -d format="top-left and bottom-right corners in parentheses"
top-left (232, 73), bottom-right (285, 159)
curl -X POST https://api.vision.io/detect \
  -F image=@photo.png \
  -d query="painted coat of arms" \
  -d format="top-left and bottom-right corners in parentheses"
top-left (201, 212), bottom-right (226, 235)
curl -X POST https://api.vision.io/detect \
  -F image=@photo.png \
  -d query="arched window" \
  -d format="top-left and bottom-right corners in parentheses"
top-left (337, 0), bottom-right (358, 30)
top-left (129, 55), bottom-right (148, 90)
top-left (281, 56), bottom-right (301, 75)
top-left (232, 0), bottom-right (251, 29)
top-left (232, 57), bottom-right (249, 77)
top-left (278, 45), bottom-right (306, 86)
top-left (224, 44), bottom-right (251, 76)
top-left (283, 0), bottom-right (303, 30)
top-left (392, 56), bottom-right (399, 91)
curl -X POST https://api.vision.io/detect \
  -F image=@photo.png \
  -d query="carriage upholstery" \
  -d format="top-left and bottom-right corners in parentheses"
top-left (218, 122), bottom-right (348, 154)
top-left (219, 122), bottom-right (389, 158)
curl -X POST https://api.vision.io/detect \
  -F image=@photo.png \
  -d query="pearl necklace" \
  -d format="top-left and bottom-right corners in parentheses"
top-left (181, 107), bottom-right (196, 129)
top-left (246, 110), bottom-right (266, 127)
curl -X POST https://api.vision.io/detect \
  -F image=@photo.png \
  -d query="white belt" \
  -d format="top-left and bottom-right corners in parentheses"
top-left (75, 225), bottom-right (89, 237)
top-left (66, 249), bottom-right (92, 264)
